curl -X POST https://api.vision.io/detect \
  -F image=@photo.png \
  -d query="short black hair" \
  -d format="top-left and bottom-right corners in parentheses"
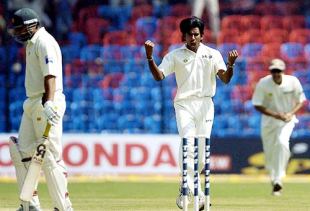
top-left (179, 16), bottom-right (205, 36)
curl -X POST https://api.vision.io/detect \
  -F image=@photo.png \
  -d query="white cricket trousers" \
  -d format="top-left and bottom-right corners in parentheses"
top-left (17, 91), bottom-right (72, 210)
top-left (19, 92), bottom-right (65, 162)
top-left (261, 121), bottom-right (295, 184)
top-left (174, 97), bottom-right (214, 197)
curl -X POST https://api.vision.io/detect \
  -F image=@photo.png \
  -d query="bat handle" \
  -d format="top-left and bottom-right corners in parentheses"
top-left (43, 123), bottom-right (51, 138)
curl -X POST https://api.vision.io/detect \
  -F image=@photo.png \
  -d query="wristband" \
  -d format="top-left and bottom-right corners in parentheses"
top-left (227, 63), bottom-right (235, 69)
top-left (44, 100), bottom-right (53, 108)
top-left (147, 57), bottom-right (153, 61)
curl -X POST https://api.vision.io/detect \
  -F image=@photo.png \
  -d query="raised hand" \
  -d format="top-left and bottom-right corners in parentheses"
top-left (144, 40), bottom-right (155, 59)
top-left (227, 50), bottom-right (238, 65)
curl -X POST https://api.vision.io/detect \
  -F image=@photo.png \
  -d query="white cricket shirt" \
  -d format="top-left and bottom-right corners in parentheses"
top-left (158, 43), bottom-right (226, 101)
top-left (25, 27), bottom-right (63, 97)
top-left (252, 74), bottom-right (306, 126)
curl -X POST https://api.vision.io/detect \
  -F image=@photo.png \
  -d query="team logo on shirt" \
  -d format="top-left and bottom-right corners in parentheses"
top-left (183, 59), bottom-right (188, 63)
top-left (45, 56), bottom-right (54, 64)
top-left (202, 55), bottom-right (212, 59)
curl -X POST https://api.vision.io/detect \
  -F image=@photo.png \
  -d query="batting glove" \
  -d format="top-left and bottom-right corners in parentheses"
top-left (43, 101), bottom-right (60, 126)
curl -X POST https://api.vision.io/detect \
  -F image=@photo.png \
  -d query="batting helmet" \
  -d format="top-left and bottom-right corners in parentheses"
top-left (10, 8), bottom-right (40, 43)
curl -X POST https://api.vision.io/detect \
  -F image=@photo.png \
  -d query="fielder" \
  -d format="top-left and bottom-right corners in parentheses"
top-left (252, 58), bottom-right (306, 196)
top-left (144, 16), bottom-right (238, 210)
top-left (8, 8), bottom-right (73, 210)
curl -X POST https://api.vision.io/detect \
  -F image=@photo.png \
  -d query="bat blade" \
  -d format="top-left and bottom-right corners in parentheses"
top-left (20, 123), bottom-right (51, 201)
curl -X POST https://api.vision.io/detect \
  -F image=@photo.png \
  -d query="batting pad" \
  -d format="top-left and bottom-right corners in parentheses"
top-left (42, 150), bottom-right (73, 211)
top-left (9, 137), bottom-right (41, 209)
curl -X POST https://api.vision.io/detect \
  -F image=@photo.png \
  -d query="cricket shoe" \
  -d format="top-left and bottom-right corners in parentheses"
top-left (16, 204), bottom-right (41, 211)
top-left (54, 207), bottom-right (74, 211)
top-left (197, 195), bottom-right (212, 211)
top-left (272, 183), bottom-right (282, 196)
top-left (176, 193), bottom-right (190, 209)
top-left (176, 187), bottom-right (193, 209)
top-left (198, 195), bottom-right (205, 211)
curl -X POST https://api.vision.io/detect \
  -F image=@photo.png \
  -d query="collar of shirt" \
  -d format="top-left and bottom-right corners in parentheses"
top-left (270, 74), bottom-right (287, 87)
top-left (181, 42), bottom-right (204, 53)
top-left (28, 27), bottom-right (46, 44)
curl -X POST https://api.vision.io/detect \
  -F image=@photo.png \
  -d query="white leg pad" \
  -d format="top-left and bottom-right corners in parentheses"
top-left (42, 150), bottom-right (73, 211)
top-left (9, 137), bottom-right (41, 209)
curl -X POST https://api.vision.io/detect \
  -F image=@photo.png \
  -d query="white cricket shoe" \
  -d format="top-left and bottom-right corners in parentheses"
top-left (272, 183), bottom-right (282, 196)
top-left (16, 204), bottom-right (41, 211)
top-left (54, 206), bottom-right (74, 211)
top-left (176, 188), bottom-right (193, 209)
top-left (198, 195), bottom-right (206, 211)
top-left (198, 195), bottom-right (212, 211)
top-left (176, 192), bottom-right (184, 209)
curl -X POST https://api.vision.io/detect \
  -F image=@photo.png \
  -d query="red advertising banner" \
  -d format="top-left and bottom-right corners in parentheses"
top-left (0, 134), bottom-right (182, 176)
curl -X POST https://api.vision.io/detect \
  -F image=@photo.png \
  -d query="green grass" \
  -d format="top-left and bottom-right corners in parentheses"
top-left (1, 180), bottom-right (310, 211)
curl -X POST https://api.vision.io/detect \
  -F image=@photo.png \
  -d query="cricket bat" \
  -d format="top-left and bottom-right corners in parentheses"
top-left (20, 123), bottom-right (51, 201)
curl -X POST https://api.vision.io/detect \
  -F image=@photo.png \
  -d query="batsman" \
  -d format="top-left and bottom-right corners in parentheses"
top-left (144, 17), bottom-right (238, 210)
top-left (8, 8), bottom-right (73, 211)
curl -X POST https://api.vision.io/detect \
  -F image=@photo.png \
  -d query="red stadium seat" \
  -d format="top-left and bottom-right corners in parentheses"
top-left (157, 16), bottom-right (180, 31)
top-left (203, 29), bottom-right (213, 43)
top-left (240, 15), bottom-right (261, 30)
top-left (240, 29), bottom-right (263, 45)
top-left (263, 29), bottom-right (289, 44)
top-left (155, 16), bottom-right (186, 46)
top-left (130, 4), bottom-right (153, 22)
top-left (221, 15), bottom-right (243, 31)
top-left (260, 43), bottom-right (282, 59)
top-left (103, 30), bottom-right (136, 46)
top-left (289, 29), bottom-right (310, 45)
top-left (85, 18), bottom-right (110, 44)
top-left (155, 28), bottom-right (176, 46)
top-left (248, 71), bottom-right (270, 86)
top-left (169, 29), bottom-right (183, 44)
top-left (260, 15), bottom-right (283, 31)
top-left (282, 15), bottom-right (306, 32)
top-left (77, 6), bottom-right (99, 32)
top-left (217, 29), bottom-right (240, 44)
